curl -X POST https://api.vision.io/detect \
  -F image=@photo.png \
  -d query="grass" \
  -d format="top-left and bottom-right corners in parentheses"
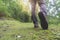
top-left (0, 19), bottom-right (60, 40)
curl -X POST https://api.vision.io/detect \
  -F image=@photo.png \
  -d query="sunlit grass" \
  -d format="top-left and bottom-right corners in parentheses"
top-left (0, 19), bottom-right (60, 40)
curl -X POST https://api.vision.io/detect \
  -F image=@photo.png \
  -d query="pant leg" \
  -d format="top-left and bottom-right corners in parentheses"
top-left (38, 0), bottom-right (47, 15)
top-left (38, 0), bottom-right (47, 22)
top-left (30, 0), bottom-right (38, 28)
top-left (38, 0), bottom-right (48, 29)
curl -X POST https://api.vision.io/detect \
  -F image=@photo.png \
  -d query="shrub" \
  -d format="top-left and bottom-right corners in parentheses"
top-left (18, 12), bottom-right (31, 22)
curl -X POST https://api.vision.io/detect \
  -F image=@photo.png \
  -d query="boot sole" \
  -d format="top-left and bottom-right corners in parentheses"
top-left (38, 12), bottom-right (48, 30)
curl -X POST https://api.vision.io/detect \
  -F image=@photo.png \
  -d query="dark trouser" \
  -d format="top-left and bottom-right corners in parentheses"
top-left (31, 0), bottom-right (48, 29)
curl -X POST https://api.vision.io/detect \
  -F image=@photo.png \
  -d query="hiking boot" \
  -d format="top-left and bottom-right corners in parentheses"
top-left (31, 15), bottom-right (39, 28)
top-left (38, 12), bottom-right (48, 30)
top-left (34, 23), bottom-right (39, 28)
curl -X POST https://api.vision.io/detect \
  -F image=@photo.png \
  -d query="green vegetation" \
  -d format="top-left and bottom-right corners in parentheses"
top-left (0, 0), bottom-right (60, 23)
top-left (0, 0), bottom-right (31, 22)
top-left (0, 19), bottom-right (60, 40)
top-left (0, 0), bottom-right (60, 40)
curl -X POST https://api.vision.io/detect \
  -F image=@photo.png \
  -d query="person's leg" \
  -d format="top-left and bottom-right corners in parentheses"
top-left (31, 0), bottom-right (39, 28)
top-left (38, 0), bottom-right (48, 29)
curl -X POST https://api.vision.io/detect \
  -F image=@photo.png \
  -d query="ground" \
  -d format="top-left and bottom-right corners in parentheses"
top-left (0, 19), bottom-right (60, 40)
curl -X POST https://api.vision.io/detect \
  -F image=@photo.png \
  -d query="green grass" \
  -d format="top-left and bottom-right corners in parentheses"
top-left (0, 19), bottom-right (60, 40)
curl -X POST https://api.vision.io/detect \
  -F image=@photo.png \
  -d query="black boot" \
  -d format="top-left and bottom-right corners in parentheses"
top-left (38, 12), bottom-right (48, 30)
top-left (31, 15), bottom-right (39, 28)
